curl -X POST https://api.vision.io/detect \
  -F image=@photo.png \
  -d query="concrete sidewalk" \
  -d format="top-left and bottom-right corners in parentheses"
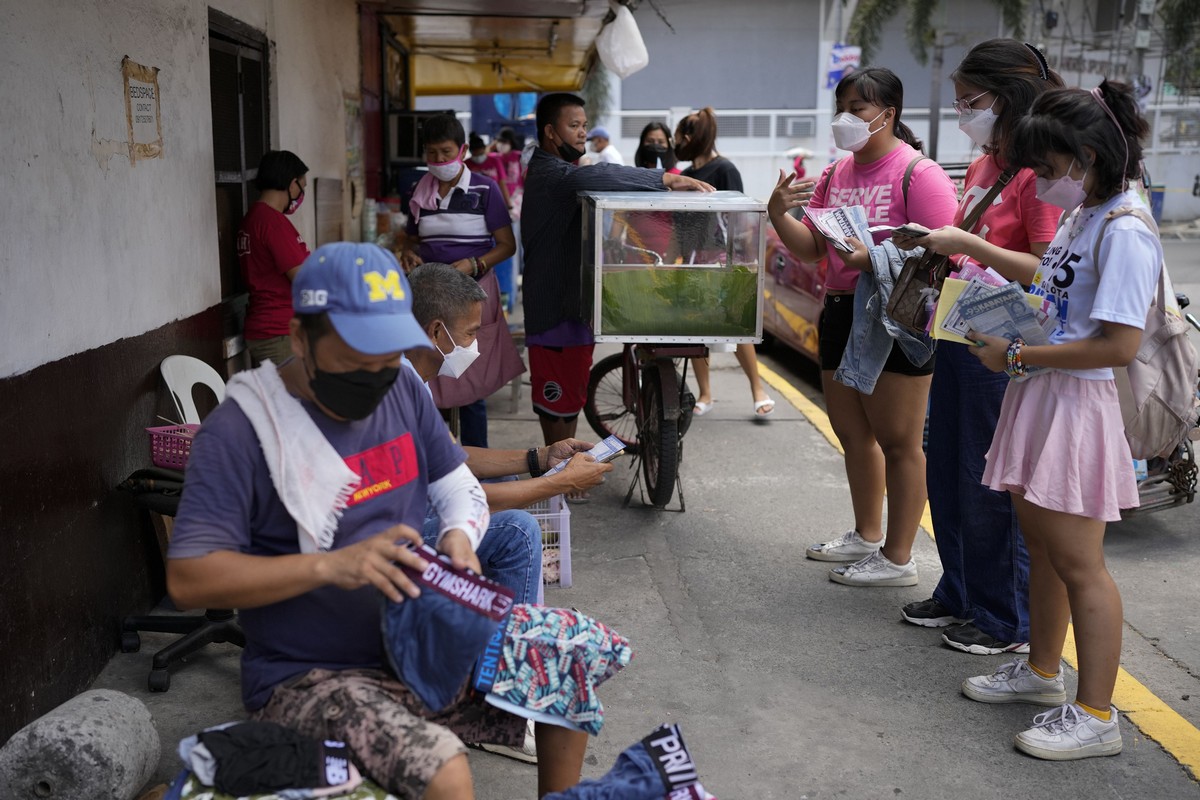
top-left (93, 353), bottom-right (1199, 798)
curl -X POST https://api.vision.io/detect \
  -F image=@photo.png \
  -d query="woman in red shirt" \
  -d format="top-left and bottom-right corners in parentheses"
top-left (237, 150), bottom-right (310, 366)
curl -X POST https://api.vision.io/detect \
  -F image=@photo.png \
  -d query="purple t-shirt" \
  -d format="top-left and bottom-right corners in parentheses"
top-left (168, 368), bottom-right (466, 711)
top-left (406, 170), bottom-right (511, 265)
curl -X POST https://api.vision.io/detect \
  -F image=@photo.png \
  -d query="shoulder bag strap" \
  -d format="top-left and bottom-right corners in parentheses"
top-left (901, 155), bottom-right (929, 211)
top-left (1093, 206), bottom-right (1166, 308)
top-left (956, 168), bottom-right (1016, 233)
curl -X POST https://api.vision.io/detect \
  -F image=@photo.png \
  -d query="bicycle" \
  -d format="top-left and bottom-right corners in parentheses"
top-left (584, 342), bottom-right (703, 509)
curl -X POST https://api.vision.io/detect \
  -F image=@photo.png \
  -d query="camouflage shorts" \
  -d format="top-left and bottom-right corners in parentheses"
top-left (251, 668), bottom-right (525, 799)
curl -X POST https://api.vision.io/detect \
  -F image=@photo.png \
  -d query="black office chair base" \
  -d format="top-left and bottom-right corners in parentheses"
top-left (120, 609), bottom-right (245, 692)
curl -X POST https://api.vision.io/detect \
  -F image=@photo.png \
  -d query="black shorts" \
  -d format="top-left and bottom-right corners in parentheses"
top-left (818, 293), bottom-right (934, 376)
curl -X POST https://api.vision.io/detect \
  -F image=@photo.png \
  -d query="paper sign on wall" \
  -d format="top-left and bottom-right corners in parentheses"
top-left (122, 56), bottom-right (162, 164)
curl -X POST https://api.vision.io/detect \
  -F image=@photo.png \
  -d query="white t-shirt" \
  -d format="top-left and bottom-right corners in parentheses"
top-left (592, 144), bottom-right (625, 165)
top-left (1028, 189), bottom-right (1163, 380)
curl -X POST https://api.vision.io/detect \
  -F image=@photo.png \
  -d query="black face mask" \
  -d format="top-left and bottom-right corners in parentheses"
top-left (556, 138), bottom-right (585, 163)
top-left (636, 143), bottom-right (672, 170)
top-left (307, 342), bottom-right (399, 420)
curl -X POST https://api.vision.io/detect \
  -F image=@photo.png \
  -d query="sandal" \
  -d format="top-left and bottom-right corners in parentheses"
top-left (753, 397), bottom-right (775, 418)
top-left (693, 400), bottom-right (714, 416)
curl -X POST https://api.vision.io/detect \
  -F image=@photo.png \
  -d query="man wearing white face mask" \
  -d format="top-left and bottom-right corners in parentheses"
top-left (406, 263), bottom-right (612, 518)
top-left (404, 263), bottom-right (612, 767)
top-left (401, 114), bottom-right (525, 450)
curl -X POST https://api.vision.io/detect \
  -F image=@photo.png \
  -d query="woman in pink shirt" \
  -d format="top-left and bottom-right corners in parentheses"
top-left (896, 41), bottom-right (1065, 657)
top-left (768, 67), bottom-right (958, 588)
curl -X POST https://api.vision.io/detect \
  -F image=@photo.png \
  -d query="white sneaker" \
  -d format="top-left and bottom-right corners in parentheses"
top-left (806, 529), bottom-right (884, 562)
top-left (961, 659), bottom-right (1067, 707)
top-left (476, 720), bottom-right (538, 764)
top-left (828, 550), bottom-right (917, 587)
top-left (1015, 704), bottom-right (1123, 761)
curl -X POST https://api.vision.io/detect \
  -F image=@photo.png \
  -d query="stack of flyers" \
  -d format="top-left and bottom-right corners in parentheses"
top-left (802, 205), bottom-right (873, 253)
top-left (953, 282), bottom-right (1056, 358)
top-left (543, 434), bottom-right (627, 476)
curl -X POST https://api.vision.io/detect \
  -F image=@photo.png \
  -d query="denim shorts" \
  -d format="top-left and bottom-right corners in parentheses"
top-left (819, 293), bottom-right (934, 376)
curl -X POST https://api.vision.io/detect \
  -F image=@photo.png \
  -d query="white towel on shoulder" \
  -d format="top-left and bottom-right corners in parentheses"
top-left (226, 361), bottom-right (361, 553)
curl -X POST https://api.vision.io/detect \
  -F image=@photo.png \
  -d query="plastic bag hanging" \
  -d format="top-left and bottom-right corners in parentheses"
top-left (595, 1), bottom-right (650, 79)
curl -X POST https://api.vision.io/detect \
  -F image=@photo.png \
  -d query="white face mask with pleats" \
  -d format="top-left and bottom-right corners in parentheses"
top-left (436, 325), bottom-right (481, 379)
top-left (831, 109), bottom-right (887, 152)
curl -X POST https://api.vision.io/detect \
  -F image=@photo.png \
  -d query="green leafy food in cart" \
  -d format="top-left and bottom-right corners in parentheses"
top-left (600, 266), bottom-right (758, 336)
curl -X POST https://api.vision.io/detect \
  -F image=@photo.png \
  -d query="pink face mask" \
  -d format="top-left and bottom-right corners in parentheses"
top-left (1035, 158), bottom-right (1088, 213)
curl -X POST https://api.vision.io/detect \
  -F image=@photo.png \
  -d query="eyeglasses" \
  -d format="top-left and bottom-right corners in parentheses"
top-left (952, 90), bottom-right (992, 115)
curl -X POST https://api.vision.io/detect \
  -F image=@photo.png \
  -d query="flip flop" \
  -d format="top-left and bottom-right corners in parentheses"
top-left (754, 397), bottom-right (775, 418)
top-left (693, 401), bottom-right (714, 416)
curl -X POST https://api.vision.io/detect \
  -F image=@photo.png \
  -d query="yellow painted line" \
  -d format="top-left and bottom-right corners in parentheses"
top-left (1062, 626), bottom-right (1200, 779)
top-left (760, 360), bottom-right (1200, 779)
top-left (758, 362), bottom-right (935, 540)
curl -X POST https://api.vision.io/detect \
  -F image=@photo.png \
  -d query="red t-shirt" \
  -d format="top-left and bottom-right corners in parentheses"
top-left (237, 202), bottom-right (310, 339)
top-left (950, 155), bottom-right (1062, 271)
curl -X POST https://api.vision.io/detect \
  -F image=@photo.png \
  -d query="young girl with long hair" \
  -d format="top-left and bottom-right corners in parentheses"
top-left (896, 40), bottom-right (1064, 655)
top-left (676, 107), bottom-right (776, 419)
top-left (769, 68), bottom-right (958, 586)
top-left (961, 79), bottom-right (1160, 760)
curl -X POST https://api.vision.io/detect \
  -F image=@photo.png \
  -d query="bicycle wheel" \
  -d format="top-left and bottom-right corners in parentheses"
top-left (584, 353), bottom-right (640, 454)
top-left (640, 364), bottom-right (679, 507)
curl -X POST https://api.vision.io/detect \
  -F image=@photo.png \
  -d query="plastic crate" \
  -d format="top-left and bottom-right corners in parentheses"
top-left (527, 494), bottom-right (572, 590)
top-left (146, 424), bottom-right (200, 469)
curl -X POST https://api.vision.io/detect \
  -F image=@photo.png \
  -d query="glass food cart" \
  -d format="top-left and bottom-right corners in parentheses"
top-left (578, 191), bottom-right (767, 508)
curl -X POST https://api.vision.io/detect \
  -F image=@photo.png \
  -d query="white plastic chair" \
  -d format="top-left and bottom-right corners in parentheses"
top-left (160, 355), bottom-right (226, 425)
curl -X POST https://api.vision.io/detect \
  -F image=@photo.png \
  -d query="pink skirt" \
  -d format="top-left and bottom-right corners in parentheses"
top-left (983, 370), bottom-right (1138, 522)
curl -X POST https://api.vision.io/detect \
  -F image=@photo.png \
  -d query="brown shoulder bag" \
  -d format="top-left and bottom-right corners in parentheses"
top-left (886, 169), bottom-right (1015, 336)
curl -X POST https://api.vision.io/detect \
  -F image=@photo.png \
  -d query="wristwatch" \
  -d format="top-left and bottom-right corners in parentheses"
top-left (527, 447), bottom-right (545, 477)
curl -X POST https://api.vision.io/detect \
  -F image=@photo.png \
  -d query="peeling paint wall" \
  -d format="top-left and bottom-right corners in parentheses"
top-left (0, 0), bottom-right (360, 379)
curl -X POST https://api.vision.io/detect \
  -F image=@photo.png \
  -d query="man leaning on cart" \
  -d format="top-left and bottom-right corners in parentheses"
top-left (520, 93), bottom-right (714, 463)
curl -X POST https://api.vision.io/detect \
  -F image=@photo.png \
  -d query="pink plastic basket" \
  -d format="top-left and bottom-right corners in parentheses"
top-left (146, 424), bottom-right (200, 469)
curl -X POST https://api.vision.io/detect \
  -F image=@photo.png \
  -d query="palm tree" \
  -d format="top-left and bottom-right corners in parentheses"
top-left (1159, 0), bottom-right (1199, 96)
top-left (847, 0), bottom-right (1028, 65)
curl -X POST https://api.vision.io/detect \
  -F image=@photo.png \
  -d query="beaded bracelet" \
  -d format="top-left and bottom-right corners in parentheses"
top-left (1005, 338), bottom-right (1026, 379)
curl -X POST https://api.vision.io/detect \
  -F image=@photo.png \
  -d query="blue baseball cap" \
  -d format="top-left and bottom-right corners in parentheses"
top-left (292, 243), bottom-right (432, 355)
top-left (587, 126), bottom-right (611, 140)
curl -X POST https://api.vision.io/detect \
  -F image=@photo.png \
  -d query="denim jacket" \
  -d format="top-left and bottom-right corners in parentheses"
top-left (834, 239), bottom-right (936, 395)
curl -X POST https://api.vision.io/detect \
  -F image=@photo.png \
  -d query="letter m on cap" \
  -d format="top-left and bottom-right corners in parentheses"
top-left (363, 270), bottom-right (406, 302)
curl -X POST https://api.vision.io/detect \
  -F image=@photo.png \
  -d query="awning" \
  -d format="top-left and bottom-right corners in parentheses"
top-left (368, 0), bottom-right (613, 95)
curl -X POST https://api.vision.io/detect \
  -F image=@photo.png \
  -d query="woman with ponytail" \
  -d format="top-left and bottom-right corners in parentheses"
top-left (960, 79), bottom-right (1160, 760)
top-left (675, 107), bottom-right (777, 420)
top-left (768, 68), bottom-right (958, 588)
top-left (896, 40), bottom-right (1064, 657)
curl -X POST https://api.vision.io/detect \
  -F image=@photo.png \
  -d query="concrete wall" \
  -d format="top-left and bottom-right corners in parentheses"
top-left (0, 0), bottom-right (360, 743)
top-left (622, 0), bottom-right (821, 111)
top-left (0, 0), bottom-right (359, 380)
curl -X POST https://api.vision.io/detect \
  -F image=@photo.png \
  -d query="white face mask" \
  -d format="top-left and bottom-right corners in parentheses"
top-left (494, 141), bottom-right (512, 155)
top-left (831, 109), bottom-right (887, 152)
top-left (1035, 159), bottom-right (1089, 213)
top-left (470, 153), bottom-right (488, 164)
top-left (957, 101), bottom-right (997, 148)
top-left (436, 325), bottom-right (481, 379)
top-left (426, 148), bottom-right (464, 182)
